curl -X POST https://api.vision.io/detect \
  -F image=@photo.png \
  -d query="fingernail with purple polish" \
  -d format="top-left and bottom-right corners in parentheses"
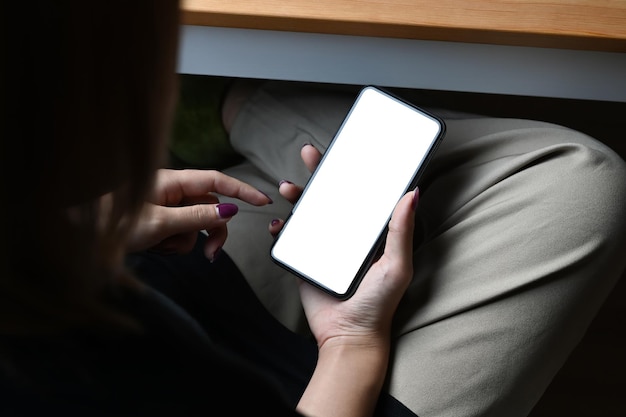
top-left (210, 246), bottom-right (222, 263)
top-left (278, 179), bottom-right (293, 188)
top-left (412, 187), bottom-right (420, 210)
top-left (216, 203), bottom-right (239, 218)
top-left (271, 218), bottom-right (281, 227)
top-left (260, 191), bottom-right (273, 204)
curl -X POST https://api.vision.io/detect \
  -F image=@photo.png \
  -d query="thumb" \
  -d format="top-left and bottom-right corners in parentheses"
top-left (381, 189), bottom-right (417, 270)
top-left (162, 203), bottom-right (239, 236)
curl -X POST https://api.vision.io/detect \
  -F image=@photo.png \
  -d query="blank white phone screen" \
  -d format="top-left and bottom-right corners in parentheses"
top-left (271, 87), bottom-right (442, 297)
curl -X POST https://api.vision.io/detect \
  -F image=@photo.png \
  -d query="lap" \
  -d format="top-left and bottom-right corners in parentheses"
top-left (220, 81), bottom-right (626, 416)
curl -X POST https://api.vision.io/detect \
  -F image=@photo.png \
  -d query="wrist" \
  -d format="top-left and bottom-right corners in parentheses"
top-left (318, 333), bottom-right (390, 358)
top-left (297, 336), bottom-right (390, 417)
top-left (318, 335), bottom-right (390, 387)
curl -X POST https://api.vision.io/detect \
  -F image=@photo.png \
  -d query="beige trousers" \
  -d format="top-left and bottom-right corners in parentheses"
top-left (219, 81), bottom-right (626, 417)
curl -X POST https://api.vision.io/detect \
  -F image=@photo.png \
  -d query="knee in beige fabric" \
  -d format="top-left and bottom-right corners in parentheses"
top-left (388, 120), bottom-right (626, 417)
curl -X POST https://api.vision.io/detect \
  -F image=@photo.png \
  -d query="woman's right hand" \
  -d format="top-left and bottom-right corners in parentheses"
top-left (126, 168), bottom-right (272, 260)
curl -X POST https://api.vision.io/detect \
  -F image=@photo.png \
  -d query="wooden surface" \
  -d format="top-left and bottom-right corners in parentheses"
top-left (181, 0), bottom-right (626, 52)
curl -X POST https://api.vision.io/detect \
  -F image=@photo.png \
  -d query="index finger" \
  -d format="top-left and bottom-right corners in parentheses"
top-left (160, 169), bottom-right (272, 207)
top-left (301, 143), bottom-right (322, 173)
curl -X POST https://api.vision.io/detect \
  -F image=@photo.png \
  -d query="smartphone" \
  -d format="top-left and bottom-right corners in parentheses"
top-left (270, 86), bottom-right (445, 299)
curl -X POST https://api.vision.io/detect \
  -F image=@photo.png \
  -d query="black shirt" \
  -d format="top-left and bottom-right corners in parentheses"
top-left (1, 236), bottom-right (416, 417)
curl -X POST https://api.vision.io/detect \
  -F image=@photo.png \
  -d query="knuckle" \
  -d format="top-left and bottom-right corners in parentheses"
top-left (383, 258), bottom-right (413, 282)
top-left (191, 205), bottom-right (210, 225)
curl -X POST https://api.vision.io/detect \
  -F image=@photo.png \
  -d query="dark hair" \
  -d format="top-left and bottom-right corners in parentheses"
top-left (1, 0), bottom-right (180, 334)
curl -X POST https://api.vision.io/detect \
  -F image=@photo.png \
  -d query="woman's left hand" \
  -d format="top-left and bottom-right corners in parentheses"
top-left (127, 168), bottom-right (272, 260)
